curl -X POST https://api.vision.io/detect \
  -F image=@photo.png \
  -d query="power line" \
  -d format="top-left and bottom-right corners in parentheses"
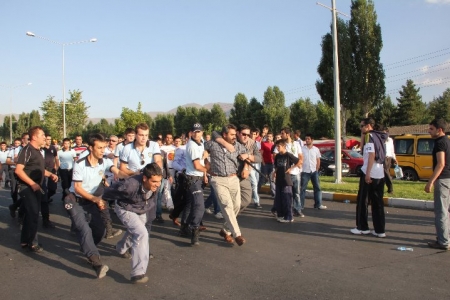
top-left (385, 47), bottom-right (450, 66)
top-left (385, 52), bottom-right (450, 70)
top-left (387, 61), bottom-right (450, 78)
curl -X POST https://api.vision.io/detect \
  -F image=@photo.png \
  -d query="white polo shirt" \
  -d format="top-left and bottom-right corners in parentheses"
top-left (361, 141), bottom-right (384, 179)
top-left (301, 145), bottom-right (321, 173)
top-left (185, 139), bottom-right (204, 176)
top-left (7, 146), bottom-right (22, 169)
top-left (120, 141), bottom-right (161, 172)
top-left (0, 149), bottom-right (8, 164)
top-left (70, 157), bottom-right (113, 196)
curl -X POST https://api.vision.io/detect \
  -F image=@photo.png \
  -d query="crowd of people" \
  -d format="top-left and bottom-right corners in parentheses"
top-left (1, 117), bottom-right (449, 283)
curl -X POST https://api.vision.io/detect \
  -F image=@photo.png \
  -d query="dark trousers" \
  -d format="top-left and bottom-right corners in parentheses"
top-left (181, 178), bottom-right (205, 228)
top-left (384, 157), bottom-right (393, 192)
top-left (59, 168), bottom-right (72, 200)
top-left (41, 176), bottom-right (57, 221)
top-left (274, 185), bottom-right (293, 221)
top-left (9, 168), bottom-right (18, 202)
top-left (19, 187), bottom-right (42, 246)
top-left (171, 173), bottom-right (187, 219)
top-left (64, 196), bottom-right (105, 258)
top-left (356, 174), bottom-right (386, 233)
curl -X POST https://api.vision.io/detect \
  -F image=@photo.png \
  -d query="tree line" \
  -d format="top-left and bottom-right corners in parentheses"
top-left (1, 0), bottom-right (449, 143)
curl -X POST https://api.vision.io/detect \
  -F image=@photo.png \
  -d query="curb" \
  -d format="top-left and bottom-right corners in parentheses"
top-left (259, 186), bottom-right (434, 211)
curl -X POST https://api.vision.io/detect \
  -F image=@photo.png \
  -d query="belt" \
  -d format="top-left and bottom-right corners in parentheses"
top-left (210, 173), bottom-right (237, 177)
top-left (186, 175), bottom-right (203, 180)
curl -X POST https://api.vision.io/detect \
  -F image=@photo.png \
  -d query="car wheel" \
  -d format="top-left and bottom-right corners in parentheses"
top-left (402, 168), bottom-right (418, 181)
top-left (318, 167), bottom-right (327, 176)
top-left (355, 166), bottom-right (362, 176)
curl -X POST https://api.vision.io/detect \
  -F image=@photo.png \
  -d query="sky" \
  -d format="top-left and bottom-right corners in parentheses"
top-left (0, 0), bottom-right (449, 119)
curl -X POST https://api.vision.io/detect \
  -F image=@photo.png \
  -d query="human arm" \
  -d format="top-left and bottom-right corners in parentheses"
top-left (211, 130), bottom-right (235, 153)
top-left (425, 151), bottom-right (445, 193)
top-left (73, 181), bottom-right (106, 210)
top-left (15, 164), bottom-right (42, 192)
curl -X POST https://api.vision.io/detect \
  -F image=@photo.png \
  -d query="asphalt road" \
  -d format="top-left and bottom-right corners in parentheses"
top-left (0, 185), bottom-right (448, 300)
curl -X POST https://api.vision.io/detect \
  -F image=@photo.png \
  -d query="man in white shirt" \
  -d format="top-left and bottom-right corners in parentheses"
top-left (351, 118), bottom-right (388, 238)
top-left (58, 138), bottom-right (76, 201)
top-left (0, 141), bottom-right (9, 188)
top-left (384, 128), bottom-right (396, 193)
top-left (300, 134), bottom-right (325, 209)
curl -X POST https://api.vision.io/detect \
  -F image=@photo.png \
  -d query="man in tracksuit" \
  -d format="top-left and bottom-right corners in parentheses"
top-left (102, 163), bottom-right (162, 283)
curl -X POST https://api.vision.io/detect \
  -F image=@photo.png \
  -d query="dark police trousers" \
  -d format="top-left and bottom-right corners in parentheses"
top-left (64, 195), bottom-right (105, 258)
top-left (19, 186), bottom-right (42, 246)
top-left (181, 177), bottom-right (205, 228)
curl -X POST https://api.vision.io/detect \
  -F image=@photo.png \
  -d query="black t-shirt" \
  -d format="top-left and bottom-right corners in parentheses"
top-left (433, 136), bottom-right (450, 179)
top-left (274, 152), bottom-right (299, 187)
top-left (16, 144), bottom-right (45, 186)
top-left (42, 145), bottom-right (58, 169)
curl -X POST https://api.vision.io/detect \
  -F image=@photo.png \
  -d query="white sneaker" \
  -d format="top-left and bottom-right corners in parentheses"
top-left (371, 230), bottom-right (386, 238)
top-left (215, 212), bottom-right (224, 219)
top-left (276, 217), bottom-right (284, 222)
top-left (350, 228), bottom-right (370, 235)
top-left (204, 208), bottom-right (213, 215)
top-left (278, 218), bottom-right (294, 223)
top-left (317, 205), bottom-right (327, 210)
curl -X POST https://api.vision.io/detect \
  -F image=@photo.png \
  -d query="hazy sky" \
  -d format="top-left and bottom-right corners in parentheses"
top-left (1, 0), bottom-right (449, 118)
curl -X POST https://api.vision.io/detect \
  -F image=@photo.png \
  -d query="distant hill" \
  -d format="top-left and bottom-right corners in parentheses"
top-left (0, 102), bottom-right (233, 125)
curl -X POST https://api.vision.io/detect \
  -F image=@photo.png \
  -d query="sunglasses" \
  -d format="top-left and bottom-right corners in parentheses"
top-left (241, 133), bottom-right (251, 137)
top-left (140, 153), bottom-right (145, 165)
top-left (109, 140), bottom-right (118, 143)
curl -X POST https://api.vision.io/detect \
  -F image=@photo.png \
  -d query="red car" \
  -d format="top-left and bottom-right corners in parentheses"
top-left (321, 149), bottom-right (364, 175)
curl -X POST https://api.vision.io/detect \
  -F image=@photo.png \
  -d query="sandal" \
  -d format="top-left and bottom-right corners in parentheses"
top-left (20, 243), bottom-right (28, 249)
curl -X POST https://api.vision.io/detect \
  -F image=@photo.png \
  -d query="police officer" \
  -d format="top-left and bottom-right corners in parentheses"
top-left (64, 133), bottom-right (128, 279)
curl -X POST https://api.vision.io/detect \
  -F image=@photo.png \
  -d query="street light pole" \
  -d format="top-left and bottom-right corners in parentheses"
top-left (26, 32), bottom-right (97, 138)
top-left (0, 83), bottom-right (32, 143)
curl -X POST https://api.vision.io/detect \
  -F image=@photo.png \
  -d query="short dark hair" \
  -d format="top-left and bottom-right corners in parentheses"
top-left (238, 124), bottom-right (250, 132)
top-left (430, 118), bottom-right (447, 131)
top-left (14, 138), bottom-right (21, 143)
top-left (275, 139), bottom-right (287, 147)
top-left (28, 126), bottom-right (43, 139)
top-left (63, 138), bottom-right (71, 143)
top-left (252, 128), bottom-right (260, 134)
top-left (361, 118), bottom-right (375, 128)
top-left (142, 162), bottom-right (163, 178)
top-left (221, 124), bottom-right (237, 135)
top-left (281, 127), bottom-right (292, 135)
top-left (87, 133), bottom-right (106, 147)
top-left (124, 128), bottom-right (135, 135)
top-left (305, 133), bottom-right (314, 140)
top-left (263, 124), bottom-right (269, 129)
top-left (1, 141), bottom-right (6, 145)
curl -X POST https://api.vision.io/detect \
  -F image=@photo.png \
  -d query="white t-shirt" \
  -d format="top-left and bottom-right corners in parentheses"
top-left (58, 149), bottom-right (76, 170)
top-left (274, 140), bottom-right (302, 175)
top-left (160, 144), bottom-right (176, 169)
top-left (301, 145), bottom-right (321, 173)
top-left (361, 141), bottom-right (384, 179)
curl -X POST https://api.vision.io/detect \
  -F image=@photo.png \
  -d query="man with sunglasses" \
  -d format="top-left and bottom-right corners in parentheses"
top-left (40, 134), bottom-right (59, 228)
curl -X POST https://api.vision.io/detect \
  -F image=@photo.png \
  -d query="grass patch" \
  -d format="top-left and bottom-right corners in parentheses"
top-left (309, 176), bottom-right (433, 201)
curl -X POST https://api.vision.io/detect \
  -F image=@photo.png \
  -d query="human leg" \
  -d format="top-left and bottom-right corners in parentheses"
top-left (433, 178), bottom-right (450, 246)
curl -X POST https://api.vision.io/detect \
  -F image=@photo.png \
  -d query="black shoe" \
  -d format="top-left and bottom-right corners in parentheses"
top-left (93, 265), bottom-right (109, 279)
top-left (254, 203), bottom-right (262, 209)
top-left (120, 249), bottom-right (132, 259)
top-left (178, 224), bottom-right (190, 237)
top-left (154, 215), bottom-right (165, 223)
top-left (105, 229), bottom-right (123, 239)
top-left (131, 274), bottom-right (148, 284)
top-left (293, 210), bottom-right (300, 217)
top-left (428, 241), bottom-right (449, 250)
top-left (48, 198), bottom-right (53, 203)
top-left (9, 204), bottom-right (16, 218)
top-left (43, 220), bottom-right (56, 228)
top-left (191, 228), bottom-right (200, 246)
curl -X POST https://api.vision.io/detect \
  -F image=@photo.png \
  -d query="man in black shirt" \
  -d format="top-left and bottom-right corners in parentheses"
top-left (15, 126), bottom-right (58, 253)
top-left (41, 134), bottom-right (59, 228)
top-left (425, 119), bottom-right (450, 250)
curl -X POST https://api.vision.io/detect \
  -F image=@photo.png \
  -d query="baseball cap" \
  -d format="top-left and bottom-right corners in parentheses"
top-left (192, 123), bottom-right (203, 132)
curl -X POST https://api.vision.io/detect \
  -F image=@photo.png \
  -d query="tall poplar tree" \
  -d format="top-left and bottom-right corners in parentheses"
top-left (394, 80), bottom-right (427, 126)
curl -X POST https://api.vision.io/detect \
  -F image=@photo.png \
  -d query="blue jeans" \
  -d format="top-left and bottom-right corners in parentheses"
top-left (260, 163), bottom-right (273, 190)
top-left (249, 168), bottom-right (260, 205)
top-left (181, 178), bottom-right (205, 228)
top-left (434, 178), bottom-right (450, 246)
top-left (291, 174), bottom-right (301, 211)
top-left (300, 172), bottom-right (322, 208)
top-left (115, 205), bottom-right (150, 277)
top-left (204, 183), bottom-right (221, 214)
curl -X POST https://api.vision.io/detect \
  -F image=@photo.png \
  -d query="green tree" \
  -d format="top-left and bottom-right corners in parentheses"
top-left (229, 93), bottom-right (250, 126)
top-left (40, 96), bottom-right (61, 139)
top-left (2, 115), bottom-right (17, 142)
top-left (209, 104), bottom-right (227, 132)
top-left (115, 102), bottom-right (153, 136)
top-left (29, 110), bottom-right (42, 127)
top-left (349, 0), bottom-right (385, 116)
top-left (174, 106), bottom-right (200, 136)
top-left (313, 101), bottom-right (335, 139)
top-left (65, 90), bottom-right (90, 137)
top-left (373, 95), bottom-right (396, 127)
top-left (394, 80), bottom-right (427, 126)
top-left (247, 97), bottom-right (264, 130)
top-left (316, 17), bottom-right (354, 138)
top-left (427, 88), bottom-right (450, 121)
top-left (153, 114), bottom-right (175, 137)
top-left (261, 86), bottom-right (289, 134)
top-left (289, 98), bottom-right (318, 135)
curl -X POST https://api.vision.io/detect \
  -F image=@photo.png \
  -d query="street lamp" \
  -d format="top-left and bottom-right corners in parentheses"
top-left (26, 31), bottom-right (97, 138)
top-left (0, 83), bottom-right (32, 143)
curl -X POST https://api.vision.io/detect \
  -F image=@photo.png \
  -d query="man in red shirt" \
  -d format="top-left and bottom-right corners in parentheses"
top-left (259, 132), bottom-right (274, 191)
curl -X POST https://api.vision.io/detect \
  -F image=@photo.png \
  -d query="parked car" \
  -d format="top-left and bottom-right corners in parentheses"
top-left (391, 134), bottom-right (450, 181)
top-left (319, 154), bottom-right (350, 176)
top-left (321, 149), bottom-right (364, 175)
